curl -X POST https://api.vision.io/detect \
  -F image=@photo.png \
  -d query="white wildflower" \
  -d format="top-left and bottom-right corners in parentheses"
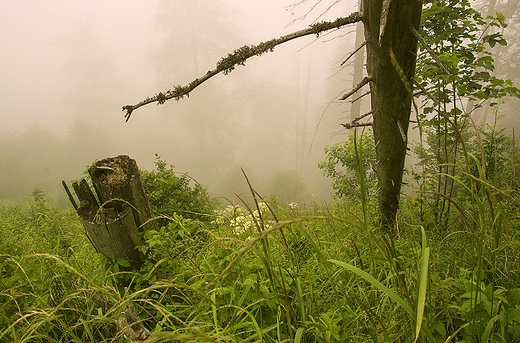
top-left (288, 202), bottom-right (298, 210)
top-left (258, 202), bottom-right (270, 214)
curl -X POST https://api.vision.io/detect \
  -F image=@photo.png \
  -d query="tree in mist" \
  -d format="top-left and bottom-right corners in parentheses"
top-left (122, 3), bottom-right (424, 230)
top-left (60, 19), bottom-right (123, 121)
top-left (265, 170), bottom-right (308, 205)
top-left (487, 0), bottom-right (520, 130)
top-left (148, 0), bottom-right (245, 183)
top-left (0, 127), bottom-right (65, 202)
top-left (349, 0), bottom-right (366, 123)
top-left (361, 1), bottom-right (422, 229)
top-left (0, 121), bottom-right (117, 204)
top-left (235, 79), bottom-right (299, 172)
top-left (65, 118), bottom-right (116, 171)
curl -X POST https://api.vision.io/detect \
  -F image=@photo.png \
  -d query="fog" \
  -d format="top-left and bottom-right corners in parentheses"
top-left (1, 0), bottom-right (363, 205)
top-left (2, 1), bottom-right (518, 206)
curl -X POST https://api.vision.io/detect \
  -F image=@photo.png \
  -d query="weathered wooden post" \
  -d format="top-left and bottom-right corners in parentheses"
top-left (63, 155), bottom-right (158, 269)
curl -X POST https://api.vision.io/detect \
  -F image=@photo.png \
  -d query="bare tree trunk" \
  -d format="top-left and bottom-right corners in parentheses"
top-left (362, 0), bottom-right (423, 230)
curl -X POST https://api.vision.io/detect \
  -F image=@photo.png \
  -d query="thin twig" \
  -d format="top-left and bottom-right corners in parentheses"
top-left (353, 111), bottom-right (373, 124)
top-left (351, 90), bottom-right (371, 103)
top-left (341, 111), bottom-right (373, 129)
top-left (410, 26), bottom-right (451, 75)
top-left (341, 41), bottom-right (366, 66)
top-left (339, 76), bottom-right (371, 101)
top-left (411, 77), bottom-right (439, 105)
top-left (341, 122), bottom-right (373, 129)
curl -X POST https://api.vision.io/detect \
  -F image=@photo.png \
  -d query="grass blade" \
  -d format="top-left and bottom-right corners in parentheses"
top-left (329, 259), bottom-right (415, 317)
top-left (329, 258), bottom-right (435, 341)
top-left (415, 226), bottom-right (430, 343)
top-left (294, 327), bottom-right (305, 343)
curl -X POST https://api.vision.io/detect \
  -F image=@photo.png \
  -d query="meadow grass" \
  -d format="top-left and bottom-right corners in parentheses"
top-left (1, 175), bottom-right (520, 342)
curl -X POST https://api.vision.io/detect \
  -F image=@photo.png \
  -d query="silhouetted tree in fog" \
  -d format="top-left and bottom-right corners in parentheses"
top-left (148, 0), bottom-right (244, 184)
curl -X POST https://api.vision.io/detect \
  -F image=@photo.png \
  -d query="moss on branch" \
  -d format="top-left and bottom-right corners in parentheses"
top-left (123, 12), bottom-right (362, 121)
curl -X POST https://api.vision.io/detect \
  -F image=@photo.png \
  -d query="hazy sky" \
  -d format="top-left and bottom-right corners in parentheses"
top-left (3, 0), bottom-right (516, 203)
top-left (1, 0), bottom-right (356, 134)
top-left (0, 0), bottom-right (361, 202)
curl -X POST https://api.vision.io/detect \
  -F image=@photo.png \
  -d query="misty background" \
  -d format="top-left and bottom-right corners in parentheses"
top-left (1, 0), bottom-right (518, 206)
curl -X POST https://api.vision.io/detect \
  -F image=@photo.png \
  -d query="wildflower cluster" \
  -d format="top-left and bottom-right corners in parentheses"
top-left (287, 202), bottom-right (298, 211)
top-left (212, 202), bottom-right (271, 237)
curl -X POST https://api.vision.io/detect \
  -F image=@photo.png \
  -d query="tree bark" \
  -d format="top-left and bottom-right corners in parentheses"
top-left (362, 0), bottom-right (423, 229)
top-left (78, 205), bottom-right (144, 268)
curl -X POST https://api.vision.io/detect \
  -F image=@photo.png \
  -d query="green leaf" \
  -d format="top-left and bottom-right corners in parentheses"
top-left (481, 314), bottom-right (503, 343)
top-left (117, 258), bottom-right (131, 267)
top-left (495, 12), bottom-right (507, 27)
top-left (508, 309), bottom-right (520, 322)
top-left (507, 288), bottom-right (520, 307)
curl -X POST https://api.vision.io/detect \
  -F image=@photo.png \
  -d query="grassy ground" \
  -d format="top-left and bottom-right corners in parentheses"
top-left (1, 186), bottom-right (520, 342)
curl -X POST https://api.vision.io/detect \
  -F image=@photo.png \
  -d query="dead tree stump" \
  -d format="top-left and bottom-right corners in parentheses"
top-left (63, 155), bottom-right (158, 269)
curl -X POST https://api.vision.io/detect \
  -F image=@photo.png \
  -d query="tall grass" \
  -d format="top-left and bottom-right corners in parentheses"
top-left (2, 145), bottom-right (520, 342)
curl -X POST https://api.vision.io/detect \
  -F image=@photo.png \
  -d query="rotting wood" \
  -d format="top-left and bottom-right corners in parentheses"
top-left (63, 155), bottom-right (159, 268)
top-left (79, 205), bottom-right (143, 267)
top-left (88, 155), bottom-right (157, 232)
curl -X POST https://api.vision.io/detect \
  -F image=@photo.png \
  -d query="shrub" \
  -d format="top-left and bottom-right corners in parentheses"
top-left (140, 155), bottom-right (217, 227)
top-left (318, 129), bottom-right (377, 200)
top-left (264, 170), bottom-right (308, 205)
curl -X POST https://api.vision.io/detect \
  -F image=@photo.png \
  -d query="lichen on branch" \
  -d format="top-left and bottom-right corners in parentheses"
top-left (123, 12), bottom-right (362, 121)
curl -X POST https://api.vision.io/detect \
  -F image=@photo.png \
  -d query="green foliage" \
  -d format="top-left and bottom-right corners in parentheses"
top-left (140, 154), bottom-right (217, 227)
top-left (135, 213), bottom-right (203, 287)
top-left (319, 129), bottom-right (377, 200)
top-left (404, 0), bottom-right (520, 228)
top-left (481, 123), bottom-right (520, 191)
top-left (0, 192), bottom-right (106, 342)
top-left (417, 0), bottom-right (520, 105)
top-left (1, 183), bottom-right (520, 341)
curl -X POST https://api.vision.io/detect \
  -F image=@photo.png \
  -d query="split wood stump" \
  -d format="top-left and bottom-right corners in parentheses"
top-left (63, 155), bottom-right (158, 269)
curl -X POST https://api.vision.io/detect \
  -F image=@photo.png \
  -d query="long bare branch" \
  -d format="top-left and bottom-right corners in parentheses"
top-left (123, 12), bottom-right (362, 121)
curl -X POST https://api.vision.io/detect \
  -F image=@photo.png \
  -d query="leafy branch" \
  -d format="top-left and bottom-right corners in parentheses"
top-left (123, 12), bottom-right (362, 121)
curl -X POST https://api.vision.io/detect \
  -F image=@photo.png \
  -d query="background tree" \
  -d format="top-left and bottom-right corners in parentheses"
top-left (319, 128), bottom-right (377, 200)
top-left (0, 126), bottom-right (64, 202)
top-left (147, 0), bottom-right (244, 185)
top-left (487, 0), bottom-right (520, 130)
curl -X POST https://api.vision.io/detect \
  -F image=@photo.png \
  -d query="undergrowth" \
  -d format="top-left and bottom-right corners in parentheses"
top-left (1, 172), bottom-right (520, 342)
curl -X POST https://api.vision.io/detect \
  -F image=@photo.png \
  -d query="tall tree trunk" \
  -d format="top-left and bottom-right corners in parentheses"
top-left (362, 0), bottom-right (423, 229)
